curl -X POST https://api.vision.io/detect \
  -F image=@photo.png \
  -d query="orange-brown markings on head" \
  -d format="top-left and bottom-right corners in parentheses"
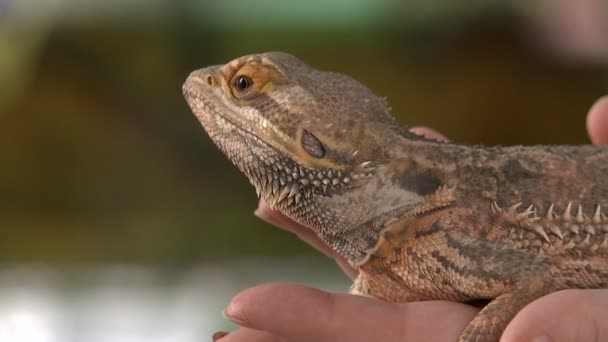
top-left (220, 58), bottom-right (285, 100)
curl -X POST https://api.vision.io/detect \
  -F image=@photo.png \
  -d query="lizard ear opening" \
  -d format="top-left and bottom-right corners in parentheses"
top-left (302, 130), bottom-right (325, 158)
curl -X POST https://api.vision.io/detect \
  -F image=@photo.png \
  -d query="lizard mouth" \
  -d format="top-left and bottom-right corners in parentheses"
top-left (183, 87), bottom-right (279, 156)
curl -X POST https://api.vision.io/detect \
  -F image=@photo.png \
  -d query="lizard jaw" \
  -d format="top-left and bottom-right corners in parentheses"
top-left (183, 76), bottom-right (354, 211)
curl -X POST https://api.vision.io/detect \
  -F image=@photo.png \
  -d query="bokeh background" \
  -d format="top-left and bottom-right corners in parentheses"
top-left (1, 0), bottom-right (607, 341)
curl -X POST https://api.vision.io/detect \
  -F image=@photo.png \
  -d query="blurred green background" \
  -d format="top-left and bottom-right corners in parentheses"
top-left (0, 0), bottom-right (607, 340)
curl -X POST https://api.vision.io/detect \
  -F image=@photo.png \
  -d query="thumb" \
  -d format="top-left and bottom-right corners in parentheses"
top-left (501, 289), bottom-right (608, 342)
top-left (586, 96), bottom-right (608, 145)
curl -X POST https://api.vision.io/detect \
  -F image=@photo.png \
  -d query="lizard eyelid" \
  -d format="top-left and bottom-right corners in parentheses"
top-left (302, 130), bottom-right (325, 158)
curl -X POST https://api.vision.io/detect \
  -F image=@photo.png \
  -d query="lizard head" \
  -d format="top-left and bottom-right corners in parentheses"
top-left (183, 52), bottom-right (426, 265)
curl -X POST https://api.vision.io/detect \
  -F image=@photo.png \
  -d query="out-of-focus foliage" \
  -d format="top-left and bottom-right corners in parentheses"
top-left (0, 0), bottom-right (606, 265)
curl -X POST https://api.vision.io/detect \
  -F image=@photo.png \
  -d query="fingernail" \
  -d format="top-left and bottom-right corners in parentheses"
top-left (254, 208), bottom-right (287, 229)
top-left (253, 208), bottom-right (274, 224)
top-left (223, 305), bottom-right (246, 325)
top-left (212, 331), bottom-right (228, 341)
top-left (530, 336), bottom-right (552, 342)
top-left (253, 208), bottom-right (266, 220)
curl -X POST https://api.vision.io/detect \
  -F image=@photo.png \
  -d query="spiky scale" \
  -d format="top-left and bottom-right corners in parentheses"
top-left (576, 205), bottom-right (585, 223)
top-left (508, 202), bottom-right (523, 214)
top-left (593, 205), bottom-right (602, 224)
top-left (272, 179), bottom-right (279, 195)
top-left (546, 203), bottom-right (555, 220)
top-left (548, 224), bottom-right (564, 239)
top-left (288, 183), bottom-right (299, 198)
top-left (563, 202), bottom-right (573, 221)
top-left (601, 236), bottom-right (608, 248)
top-left (525, 204), bottom-right (535, 213)
top-left (278, 185), bottom-right (291, 203)
top-left (583, 225), bottom-right (596, 235)
top-left (516, 205), bottom-right (534, 220)
top-left (570, 224), bottom-right (580, 235)
top-left (531, 224), bottom-right (550, 242)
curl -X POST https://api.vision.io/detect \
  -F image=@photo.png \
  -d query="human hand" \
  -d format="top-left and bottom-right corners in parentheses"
top-left (217, 96), bottom-right (608, 342)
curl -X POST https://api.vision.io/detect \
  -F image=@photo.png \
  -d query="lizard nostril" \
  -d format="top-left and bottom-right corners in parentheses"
top-left (206, 75), bottom-right (214, 86)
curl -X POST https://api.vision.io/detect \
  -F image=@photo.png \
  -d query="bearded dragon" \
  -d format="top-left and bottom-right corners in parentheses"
top-left (183, 52), bottom-right (608, 342)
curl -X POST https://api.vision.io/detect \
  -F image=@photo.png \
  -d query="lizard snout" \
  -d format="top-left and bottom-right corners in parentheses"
top-left (184, 68), bottom-right (217, 92)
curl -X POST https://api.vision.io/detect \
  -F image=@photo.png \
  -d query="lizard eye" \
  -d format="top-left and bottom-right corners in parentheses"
top-left (302, 130), bottom-right (325, 158)
top-left (234, 75), bottom-right (253, 92)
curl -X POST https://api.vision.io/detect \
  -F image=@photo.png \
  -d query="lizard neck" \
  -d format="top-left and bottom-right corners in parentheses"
top-left (312, 127), bottom-right (473, 266)
top-left (389, 129), bottom-right (463, 190)
top-left (388, 128), bottom-right (501, 200)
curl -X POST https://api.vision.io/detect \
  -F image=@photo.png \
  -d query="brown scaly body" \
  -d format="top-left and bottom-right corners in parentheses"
top-left (183, 52), bottom-right (608, 341)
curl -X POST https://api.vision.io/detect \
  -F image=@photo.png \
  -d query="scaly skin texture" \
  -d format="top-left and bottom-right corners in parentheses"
top-left (183, 52), bottom-right (608, 342)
